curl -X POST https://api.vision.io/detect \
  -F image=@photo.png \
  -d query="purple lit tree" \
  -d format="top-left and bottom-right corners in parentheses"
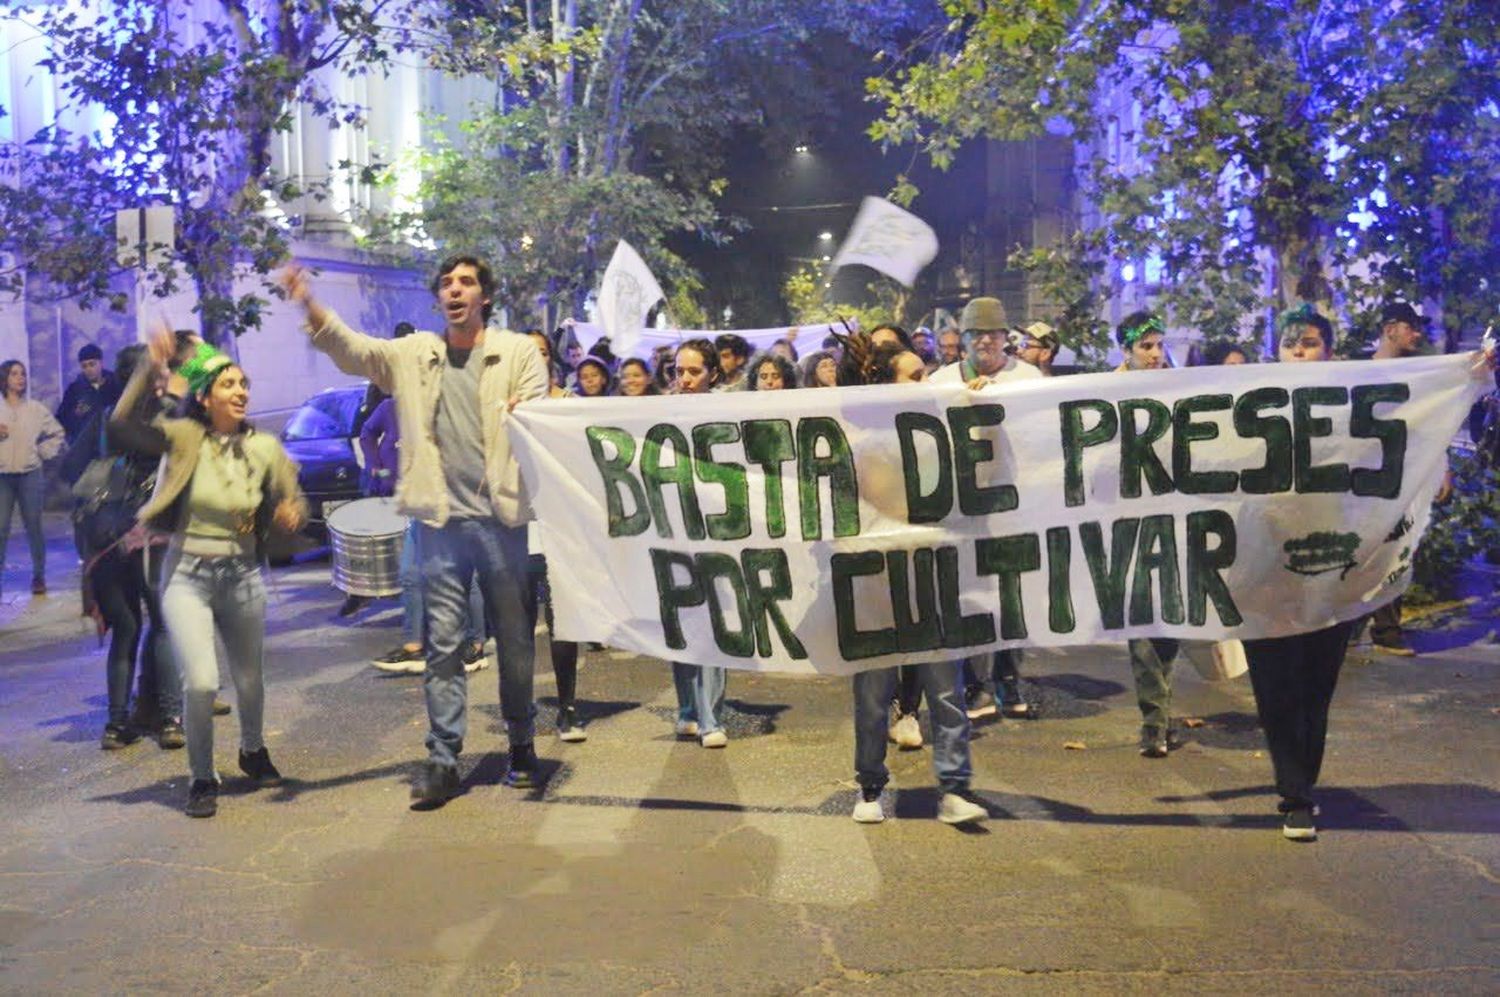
top-left (870, 0), bottom-right (1500, 359)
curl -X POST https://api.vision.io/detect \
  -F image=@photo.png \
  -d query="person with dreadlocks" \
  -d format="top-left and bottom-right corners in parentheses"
top-left (1113, 310), bottom-right (1181, 759)
top-left (836, 329), bottom-right (988, 826)
top-left (112, 330), bottom-right (307, 818)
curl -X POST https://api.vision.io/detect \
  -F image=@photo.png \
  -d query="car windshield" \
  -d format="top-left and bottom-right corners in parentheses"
top-left (282, 389), bottom-right (362, 441)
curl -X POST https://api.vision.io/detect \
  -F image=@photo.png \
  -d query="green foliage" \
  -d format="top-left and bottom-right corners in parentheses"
top-left (871, 1), bottom-right (1500, 354)
top-left (1409, 451), bottom-right (1500, 604)
top-left (0, 2), bottom-right (397, 342)
top-left (361, 0), bottom-right (921, 327)
top-left (781, 263), bottom-right (909, 333)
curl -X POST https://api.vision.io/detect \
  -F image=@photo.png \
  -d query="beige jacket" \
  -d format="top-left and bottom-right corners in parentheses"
top-left (309, 310), bottom-right (548, 527)
top-left (0, 398), bottom-right (66, 473)
top-left (110, 363), bottom-right (306, 541)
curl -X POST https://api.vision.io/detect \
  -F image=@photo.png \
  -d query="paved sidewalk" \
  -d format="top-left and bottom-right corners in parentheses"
top-left (1, 518), bottom-right (1497, 994)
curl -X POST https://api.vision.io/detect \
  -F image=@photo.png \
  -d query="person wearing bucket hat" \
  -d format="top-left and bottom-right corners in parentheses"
top-left (930, 297), bottom-right (1042, 387)
top-left (110, 329), bottom-right (307, 818)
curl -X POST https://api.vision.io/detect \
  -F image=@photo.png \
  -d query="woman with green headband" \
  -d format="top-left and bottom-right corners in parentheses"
top-left (111, 329), bottom-right (307, 819)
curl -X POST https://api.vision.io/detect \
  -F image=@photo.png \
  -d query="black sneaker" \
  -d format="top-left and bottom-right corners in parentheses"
top-left (1138, 724), bottom-right (1168, 758)
top-left (373, 645), bottom-right (426, 674)
top-left (100, 723), bottom-right (141, 750)
top-left (556, 706), bottom-right (587, 743)
top-left (461, 642), bottom-right (489, 674)
top-left (410, 761), bottom-right (461, 808)
top-left (505, 743), bottom-right (538, 788)
top-left (184, 779), bottom-right (219, 818)
top-left (1282, 805), bottom-right (1318, 841)
top-left (157, 719), bottom-right (186, 750)
top-left (965, 688), bottom-right (998, 720)
top-left (238, 747), bottom-right (284, 787)
top-left (212, 697), bottom-right (233, 717)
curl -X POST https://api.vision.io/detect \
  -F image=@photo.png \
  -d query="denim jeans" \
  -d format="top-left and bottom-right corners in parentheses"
top-left (672, 662), bottom-right (727, 734)
top-left (417, 518), bottom-right (535, 767)
top-left (853, 661), bottom-right (972, 793)
top-left (93, 548), bottom-right (182, 725)
top-left (1128, 638), bottom-right (1178, 728)
top-left (161, 554), bottom-right (266, 782)
top-left (400, 520), bottom-right (485, 647)
top-left (0, 469), bottom-right (46, 587)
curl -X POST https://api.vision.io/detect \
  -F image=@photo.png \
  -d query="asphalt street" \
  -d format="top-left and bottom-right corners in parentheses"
top-left (1, 515), bottom-right (1497, 994)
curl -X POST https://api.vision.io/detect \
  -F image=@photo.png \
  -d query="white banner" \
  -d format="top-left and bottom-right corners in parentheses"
top-left (830, 196), bottom-right (939, 287)
top-left (509, 356), bottom-right (1486, 674)
top-left (597, 240), bottom-right (665, 358)
top-left (570, 319), bottom-right (850, 359)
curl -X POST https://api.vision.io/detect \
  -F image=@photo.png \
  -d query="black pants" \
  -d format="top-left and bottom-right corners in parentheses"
top-left (526, 554), bottom-right (578, 708)
top-left (1242, 622), bottom-right (1353, 810)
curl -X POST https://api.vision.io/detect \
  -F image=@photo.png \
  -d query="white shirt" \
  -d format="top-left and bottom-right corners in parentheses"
top-left (929, 356), bottom-right (1043, 386)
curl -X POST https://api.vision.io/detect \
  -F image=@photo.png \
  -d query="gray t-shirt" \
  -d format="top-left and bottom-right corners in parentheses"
top-left (435, 346), bottom-right (491, 519)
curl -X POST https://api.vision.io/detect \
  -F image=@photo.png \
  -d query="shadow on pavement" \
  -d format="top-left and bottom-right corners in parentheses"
top-left (36, 695), bottom-right (109, 744)
top-left (506, 781), bottom-right (1500, 835)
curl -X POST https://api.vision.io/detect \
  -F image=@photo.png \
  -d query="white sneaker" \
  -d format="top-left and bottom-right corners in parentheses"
top-left (464, 657), bottom-right (489, 674)
top-left (674, 720), bottom-right (699, 739)
top-left (699, 730), bottom-right (728, 748)
top-left (889, 712), bottom-right (923, 749)
top-left (937, 792), bottom-right (988, 825)
top-left (852, 797), bottom-right (885, 823)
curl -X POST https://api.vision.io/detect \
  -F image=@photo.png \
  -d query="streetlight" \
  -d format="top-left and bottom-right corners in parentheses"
top-left (818, 231), bottom-right (833, 241)
top-left (794, 144), bottom-right (809, 154)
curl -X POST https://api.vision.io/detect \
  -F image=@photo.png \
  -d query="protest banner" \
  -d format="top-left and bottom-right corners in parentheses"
top-left (569, 319), bottom-right (848, 358)
top-left (508, 355), bottom-right (1487, 674)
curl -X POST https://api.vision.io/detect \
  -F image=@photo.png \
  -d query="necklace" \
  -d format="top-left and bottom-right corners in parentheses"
top-left (205, 432), bottom-right (259, 535)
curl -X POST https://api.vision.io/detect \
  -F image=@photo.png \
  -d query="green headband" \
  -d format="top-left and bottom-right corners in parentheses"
top-left (1120, 315), bottom-right (1164, 348)
top-left (178, 341), bottom-right (234, 397)
top-left (1279, 302), bottom-right (1321, 332)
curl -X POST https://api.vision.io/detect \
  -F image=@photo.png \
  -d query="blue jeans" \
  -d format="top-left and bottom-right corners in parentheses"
top-left (161, 554), bottom-right (266, 782)
top-left (672, 662), bottom-right (727, 735)
top-left (417, 518), bottom-right (535, 767)
top-left (0, 469), bottom-right (46, 588)
top-left (853, 661), bottom-right (973, 793)
top-left (400, 520), bottom-right (485, 647)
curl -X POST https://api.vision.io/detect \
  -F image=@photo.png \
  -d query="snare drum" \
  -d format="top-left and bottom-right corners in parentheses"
top-left (327, 497), bottom-right (405, 597)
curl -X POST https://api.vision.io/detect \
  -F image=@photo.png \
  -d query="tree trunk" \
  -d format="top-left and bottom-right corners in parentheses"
top-left (600, 0), bottom-right (644, 175)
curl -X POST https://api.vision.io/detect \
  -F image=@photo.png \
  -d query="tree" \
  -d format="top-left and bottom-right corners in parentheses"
top-left (0, 2), bottom-right (397, 343)
top-left (363, 0), bottom-right (922, 328)
top-left (869, 1), bottom-right (1500, 358)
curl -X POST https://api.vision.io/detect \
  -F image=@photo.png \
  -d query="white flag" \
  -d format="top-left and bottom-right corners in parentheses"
top-left (830, 196), bottom-right (939, 287)
top-left (598, 240), bottom-right (665, 357)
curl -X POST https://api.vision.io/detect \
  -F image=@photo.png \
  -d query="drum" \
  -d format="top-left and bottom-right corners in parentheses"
top-left (327, 496), bottom-right (405, 597)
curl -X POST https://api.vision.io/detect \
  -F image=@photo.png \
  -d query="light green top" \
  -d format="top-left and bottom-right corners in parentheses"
top-left (177, 432), bottom-right (276, 558)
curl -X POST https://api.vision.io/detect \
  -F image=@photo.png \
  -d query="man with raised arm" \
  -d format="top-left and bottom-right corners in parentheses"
top-left (281, 256), bottom-right (548, 807)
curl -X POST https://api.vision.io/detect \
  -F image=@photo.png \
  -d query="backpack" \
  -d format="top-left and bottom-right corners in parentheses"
top-left (71, 413), bottom-right (153, 554)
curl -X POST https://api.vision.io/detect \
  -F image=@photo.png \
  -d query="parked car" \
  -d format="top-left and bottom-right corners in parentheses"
top-left (279, 382), bottom-right (378, 539)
